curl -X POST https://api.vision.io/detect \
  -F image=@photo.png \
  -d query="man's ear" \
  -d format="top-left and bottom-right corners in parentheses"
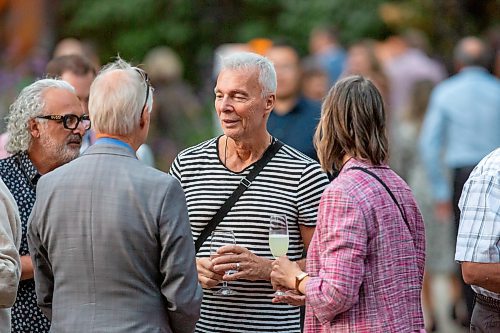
top-left (28, 118), bottom-right (41, 138)
top-left (139, 109), bottom-right (150, 128)
top-left (264, 94), bottom-right (276, 115)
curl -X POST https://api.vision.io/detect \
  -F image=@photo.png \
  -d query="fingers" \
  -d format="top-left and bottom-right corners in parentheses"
top-left (272, 256), bottom-right (291, 266)
top-left (196, 257), bottom-right (223, 288)
top-left (270, 262), bottom-right (285, 286)
top-left (197, 257), bottom-right (221, 275)
top-left (271, 292), bottom-right (305, 306)
top-left (216, 244), bottom-right (245, 255)
top-left (213, 261), bottom-right (241, 274)
top-left (211, 253), bottom-right (241, 267)
top-left (198, 273), bottom-right (221, 289)
top-left (222, 270), bottom-right (245, 281)
top-left (212, 247), bottom-right (272, 281)
top-left (211, 248), bottom-right (244, 273)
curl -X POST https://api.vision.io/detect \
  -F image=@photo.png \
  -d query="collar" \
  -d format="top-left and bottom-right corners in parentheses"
top-left (459, 66), bottom-right (489, 74)
top-left (94, 137), bottom-right (136, 155)
top-left (16, 151), bottom-right (40, 182)
top-left (339, 158), bottom-right (389, 175)
top-left (14, 152), bottom-right (41, 190)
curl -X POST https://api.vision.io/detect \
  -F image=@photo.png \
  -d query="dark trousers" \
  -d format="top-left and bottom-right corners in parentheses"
top-left (470, 295), bottom-right (500, 332)
top-left (452, 165), bottom-right (477, 322)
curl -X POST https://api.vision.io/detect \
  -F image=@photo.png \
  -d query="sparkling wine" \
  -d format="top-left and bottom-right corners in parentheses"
top-left (269, 234), bottom-right (289, 258)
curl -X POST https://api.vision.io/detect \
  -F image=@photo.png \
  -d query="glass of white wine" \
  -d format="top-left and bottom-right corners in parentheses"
top-left (269, 214), bottom-right (289, 296)
top-left (210, 229), bottom-right (236, 296)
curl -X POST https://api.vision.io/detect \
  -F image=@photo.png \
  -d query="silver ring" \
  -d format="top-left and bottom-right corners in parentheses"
top-left (236, 262), bottom-right (240, 271)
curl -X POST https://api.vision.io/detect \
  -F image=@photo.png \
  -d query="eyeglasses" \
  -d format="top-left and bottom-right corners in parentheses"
top-left (36, 114), bottom-right (91, 130)
top-left (134, 67), bottom-right (154, 116)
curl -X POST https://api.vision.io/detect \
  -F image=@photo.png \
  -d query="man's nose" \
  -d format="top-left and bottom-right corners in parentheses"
top-left (74, 120), bottom-right (87, 135)
top-left (220, 96), bottom-right (233, 111)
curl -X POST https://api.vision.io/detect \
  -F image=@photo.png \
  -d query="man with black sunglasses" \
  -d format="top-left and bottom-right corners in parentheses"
top-left (0, 78), bottom-right (87, 333)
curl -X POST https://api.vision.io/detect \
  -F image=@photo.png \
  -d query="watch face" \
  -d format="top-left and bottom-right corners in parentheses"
top-left (297, 272), bottom-right (307, 280)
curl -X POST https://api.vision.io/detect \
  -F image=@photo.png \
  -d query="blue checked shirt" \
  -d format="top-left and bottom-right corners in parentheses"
top-left (455, 147), bottom-right (500, 299)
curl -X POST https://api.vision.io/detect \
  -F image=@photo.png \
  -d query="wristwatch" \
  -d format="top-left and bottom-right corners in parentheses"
top-left (295, 272), bottom-right (309, 293)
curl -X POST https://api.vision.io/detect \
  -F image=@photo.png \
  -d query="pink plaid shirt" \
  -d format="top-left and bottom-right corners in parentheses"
top-left (305, 159), bottom-right (426, 332)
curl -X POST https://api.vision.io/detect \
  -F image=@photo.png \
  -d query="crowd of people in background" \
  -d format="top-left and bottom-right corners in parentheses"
top-left (0, 10), bottom-right (499, 333)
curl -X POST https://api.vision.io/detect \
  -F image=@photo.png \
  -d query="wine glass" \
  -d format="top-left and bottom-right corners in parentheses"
top-left (210, 229), bottom-right (236, 296)
top-left (269, 214), bottom-right (289, 296)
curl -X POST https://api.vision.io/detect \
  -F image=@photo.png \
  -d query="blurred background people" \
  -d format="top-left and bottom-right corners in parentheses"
top-left (271, 76), bottom-right (426, 332)
top-left (419, 36), bottom-right (500, 324)
top-left (0, 178), bottom-right (21, 333)
top-left (306, 25), bottom-right (346, 86)
top-left (300, 63), bottom-right (329, 102)
top-left (266, 42), bottom-right (322, 160)
top-left (52, 37), bottom-right (101, 72)
top-left (342, 39), bottom-right (389, 107)
top-left (394, 80), bottom-right (459, 332)
top-left (27, 58), bottom-right (202, 333)
top-left (0, 0), bottom-right (52, 133)
top-left (383, 30), bottom-right (446, 121)
top-left (0, 78), bottom-right (87, 333)
top-left (143, 46), bottom-right (205, 171)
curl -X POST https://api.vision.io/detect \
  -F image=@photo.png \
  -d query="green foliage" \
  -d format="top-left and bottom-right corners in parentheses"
top-left (58, 0), bottom-right (497, 86)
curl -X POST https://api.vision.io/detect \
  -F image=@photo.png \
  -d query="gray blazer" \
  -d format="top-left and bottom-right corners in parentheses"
top-left (27, 143), bottom-right (202, 333)
top-left (0, 178), bottom-right (21, 333)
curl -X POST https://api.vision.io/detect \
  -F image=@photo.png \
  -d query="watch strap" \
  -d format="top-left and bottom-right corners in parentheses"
top-left (295, 272), bottom-right (309, 293)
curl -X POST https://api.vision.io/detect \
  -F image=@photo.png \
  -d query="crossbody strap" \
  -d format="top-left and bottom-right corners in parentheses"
top-left (194, 139), bottom-right (284, 253)
top-left (348, 166), bottom-right (414, 242)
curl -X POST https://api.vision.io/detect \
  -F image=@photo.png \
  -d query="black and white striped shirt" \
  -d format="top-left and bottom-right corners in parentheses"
top-left (170, 137), bottom-right (329, 333)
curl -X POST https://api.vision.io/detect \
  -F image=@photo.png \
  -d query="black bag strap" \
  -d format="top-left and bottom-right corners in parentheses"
top-left (195, 139), bottom-right (284, 253)
top-left (348, 166), bottom-right (414, 242)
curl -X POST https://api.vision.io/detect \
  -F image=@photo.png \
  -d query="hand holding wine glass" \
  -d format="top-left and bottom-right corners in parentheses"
top-left (210, 229), bottom-right (236, 296)
top-left (269, 214), bottom-right (289, 296)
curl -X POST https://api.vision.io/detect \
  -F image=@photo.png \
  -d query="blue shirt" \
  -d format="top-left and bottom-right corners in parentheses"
top-left (317, 46), bottom-right (347, 85)
top-left (455, 147), bottom-right (500, 299)
top-left (419, 67), bottom-right (500, 200)
top-left (268, 97), bottom-right (321, 160)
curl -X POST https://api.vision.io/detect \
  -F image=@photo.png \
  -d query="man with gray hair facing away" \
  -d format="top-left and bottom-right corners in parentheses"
top-left (0, 78), bottom-right (87, 332)
top-left (28, 58), bottom-right (202, 333)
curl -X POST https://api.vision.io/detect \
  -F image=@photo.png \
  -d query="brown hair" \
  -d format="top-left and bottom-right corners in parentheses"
top-left (314, 75), bottom-right (388, 173)
top-left (45, 54), bottom-right (96, 78)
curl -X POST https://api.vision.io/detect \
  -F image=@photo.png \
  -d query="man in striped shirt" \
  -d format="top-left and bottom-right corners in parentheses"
top-left (170, 52), bottom-right (329, 332)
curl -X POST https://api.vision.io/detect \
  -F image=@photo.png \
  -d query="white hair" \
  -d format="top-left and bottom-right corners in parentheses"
top-left (6, 79), bottom-right (75, 154)
top-left (89, 57), bottom-right (152, 136)
top-left (219, 52), bottom-right (277, 96)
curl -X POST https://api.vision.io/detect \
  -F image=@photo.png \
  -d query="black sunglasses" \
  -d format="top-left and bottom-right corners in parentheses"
top-left (36, 114), bottom-right (91, 130)
top-left (134, 67), bottom-right (154, 116)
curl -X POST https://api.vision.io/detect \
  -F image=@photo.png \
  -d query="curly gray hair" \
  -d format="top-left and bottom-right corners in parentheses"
top-left (6, 79), bottom-right (75, 154)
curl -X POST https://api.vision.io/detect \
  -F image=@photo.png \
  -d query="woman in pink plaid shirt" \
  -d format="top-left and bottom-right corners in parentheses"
top-left (271, 75), bottom-right (426, 332)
